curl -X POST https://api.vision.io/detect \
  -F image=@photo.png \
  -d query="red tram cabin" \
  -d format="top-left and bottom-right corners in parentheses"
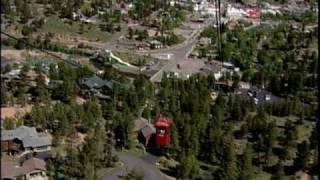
top-left (154, 115), bottom-right (172, 147)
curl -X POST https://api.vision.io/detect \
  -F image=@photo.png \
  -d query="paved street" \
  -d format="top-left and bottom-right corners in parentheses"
top-left (101, 151), bottom-right (164, 180)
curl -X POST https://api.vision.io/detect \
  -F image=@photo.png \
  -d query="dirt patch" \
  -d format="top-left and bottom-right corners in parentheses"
top-left (63, 132), bottom-right (87, 147)
top-left (1, 49), bottom-right (25, 60)
top-left (1, 49), bottom-right (47, 62)
top-left (76, 132), bottom-right (87, 145)
top-left (33, 32), bottom-right (91, 48)
top-left (76, 96), bottom-right (87, 105)
top-left (1, 105), bottom-right (33, 119)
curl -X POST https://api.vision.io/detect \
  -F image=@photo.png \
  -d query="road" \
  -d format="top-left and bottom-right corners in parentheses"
top-left (101, 151), bottom-right (164, 180)
top-left (149, 18), bottom-right (215, 82)
top-left (81, 18), bottom-right (214, 56)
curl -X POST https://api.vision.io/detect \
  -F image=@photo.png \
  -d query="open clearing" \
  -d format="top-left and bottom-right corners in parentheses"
top-left (42, 16), bottom-right (111, 42)
top-left (1, 105), bottom-right (33, 119)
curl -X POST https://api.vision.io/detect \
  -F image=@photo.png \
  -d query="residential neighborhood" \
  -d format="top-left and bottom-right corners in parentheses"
top-left (1, 0), bottom-right (318, 179)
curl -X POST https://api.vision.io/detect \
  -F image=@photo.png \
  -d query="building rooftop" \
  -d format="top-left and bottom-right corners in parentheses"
top-left (2, 126), bottom-right (38, 141)
top-left (80, 75), bottom-right (113, 89)
top-left (22, 136), bottom-right (51, 148)
top-left (1, 126), bottom-right (51, 148)
top-left (148, 40), bottom-right (163, 45)
top-left (133, 117), bottom-right (156, 138)
top-left (1, 158), bottom-right (46, 179)
top-left (236, 87), bottom-right (282, 106)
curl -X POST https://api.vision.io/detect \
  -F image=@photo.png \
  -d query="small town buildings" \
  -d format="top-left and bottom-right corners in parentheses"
top-left (148, 40), bottom-right (163, 49)
top-left (226, 4), bottom-right (245, 20)
top-left (235, 87), bottom-right (281, 106)
top-left (225, 80), bottom-right (251, 89)
top-left (260, 9), bottom-right (281, 15)
top-left (245, 8), bottom-right (259, 18)
top-left (150, 60), bottom-right (233, 83)
top-left (80, 75), bottom-right (113, 90)
top-left (1, 126), bottom-right (51, 156)
top-left (193, 0), bottom-right (218, 17)
top-left (200, 62), bottom-right (223, 80)
top-left (79, 75), bottom-right (129, 98)
top-left (79, 75), bottom-right (114, 99)
top-left (1, 158), bottom-right (48, 180)
top-left (127, 18), bottom-right (141, 26)
top-left (243, 0), bottom-right (257, 7)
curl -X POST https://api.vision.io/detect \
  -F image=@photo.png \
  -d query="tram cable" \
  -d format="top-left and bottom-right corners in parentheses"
top-left (1, 31), bottom-right (81, 67)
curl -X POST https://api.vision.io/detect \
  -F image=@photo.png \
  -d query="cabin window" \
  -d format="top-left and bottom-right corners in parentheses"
top-left (157, 128), bottom-right (166, 135)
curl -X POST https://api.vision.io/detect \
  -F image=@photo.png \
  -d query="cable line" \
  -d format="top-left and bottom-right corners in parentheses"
top-left (1, 31), bottom-right (81, 67)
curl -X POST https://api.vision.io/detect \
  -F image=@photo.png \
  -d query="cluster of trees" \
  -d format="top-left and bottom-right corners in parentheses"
top-left (1, 0), bottom-right (33, 23)
top-left (98, 10), bottom-right (122, 33)
top-left (2, 57), bottom-right (317, 179)
top-left (128, 0), bottom-right (162, 21)
top-left (46, 124), bottom-right (117, 180)
top-left (157, 32), bottom-right (182, 46)
top-left (157, 7), bottom-right (187, 31)
top-left (262, 10), bottom-right (318, 26)
top-left (126, 27), bottom-right (181, 46)
top-left (127, 28), bottom-right (149, 41)
top-left (1, 62), bottom-right (94, 107)
top-left (142, 73), bottom-right (317, 179)
top-left (207, 21), bottom-right (318, 102)
top-left (2, 33), bottom-right (88, 56)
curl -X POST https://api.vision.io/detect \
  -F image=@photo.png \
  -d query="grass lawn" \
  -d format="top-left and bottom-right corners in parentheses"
top-left (113, 51), bottom-right (157, 66)
top-left (42, 16), bottom-right (111, 42)
top-left (295, 121), bottom-right (313, 143)
top-left (124, 142), bottom-right (146, 157)
top-left (269, 115), bottom-right (298, 127)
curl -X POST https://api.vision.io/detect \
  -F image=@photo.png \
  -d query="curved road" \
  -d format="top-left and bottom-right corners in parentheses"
top-left (101, 151), bottom-right (164, 180)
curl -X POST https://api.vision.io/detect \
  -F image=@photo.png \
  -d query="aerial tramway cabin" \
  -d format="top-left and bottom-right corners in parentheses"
top-left (154, 115), bottom-right (172, 147)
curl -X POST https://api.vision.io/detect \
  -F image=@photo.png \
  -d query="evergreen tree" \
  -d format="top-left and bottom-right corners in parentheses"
top-left (240, 145), bottom-right (254, 180)
top-left (271, 162), bottom-right (285, 180)
top-left (223, 139), bottom-right (239, 180)
top-left (178, 153), bottom-right (200, 179)
top-left (20, 1), bottom-right (32, 23)
top-left (294, 141), bottom-right (310, 171)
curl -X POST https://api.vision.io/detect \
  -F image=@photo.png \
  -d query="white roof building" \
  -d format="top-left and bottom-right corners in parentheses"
top-left (226, 4), bottom-right (246, 20)
top-left (194, 0), bottom-right (217, 16)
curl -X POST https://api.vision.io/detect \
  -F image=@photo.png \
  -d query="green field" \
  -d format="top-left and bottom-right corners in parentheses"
top-left (42, 16), bottom-right (111, 42)
top-left (113, 51), bottom-right (157, 66)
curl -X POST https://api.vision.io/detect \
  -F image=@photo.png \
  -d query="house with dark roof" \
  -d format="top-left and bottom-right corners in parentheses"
top-left (79, 75), bottom-right (114, 99)
top-left (79, 75), bottom-right (129, 99)
top-left (1, 126), bottom-right (51, 156)
top-left (1, 158), bottom-right (47, 180)
top-left (132, 117), bottom-right (156, 146)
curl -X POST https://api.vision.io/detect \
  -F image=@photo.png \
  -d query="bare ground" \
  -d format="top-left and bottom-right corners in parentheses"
top-left (1, 105), bottom-right (33, 119)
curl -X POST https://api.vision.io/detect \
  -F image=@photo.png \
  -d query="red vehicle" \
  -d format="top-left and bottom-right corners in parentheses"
top-left (246, 9), bottom-right (259, 18)
top-left (154, 115), bottom-right (171, 147)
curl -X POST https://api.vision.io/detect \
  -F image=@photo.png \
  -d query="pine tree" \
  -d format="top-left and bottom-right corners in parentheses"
top-left (20, 1), bottom-right (32, 24)
top-left (294, 141), bottom-right (310, 171)
top-left (179, 153), bottom-right (200, 179)
top-left (223, 139), bottom-right (239, 180)
top-left (240, 145), bottom-right (254, 180)
top-left (271, 162), bottom-right (285, 180)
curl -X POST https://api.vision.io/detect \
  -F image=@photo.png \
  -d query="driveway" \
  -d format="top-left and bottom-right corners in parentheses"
top-left (101, 151), bottom-right (164, 180)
